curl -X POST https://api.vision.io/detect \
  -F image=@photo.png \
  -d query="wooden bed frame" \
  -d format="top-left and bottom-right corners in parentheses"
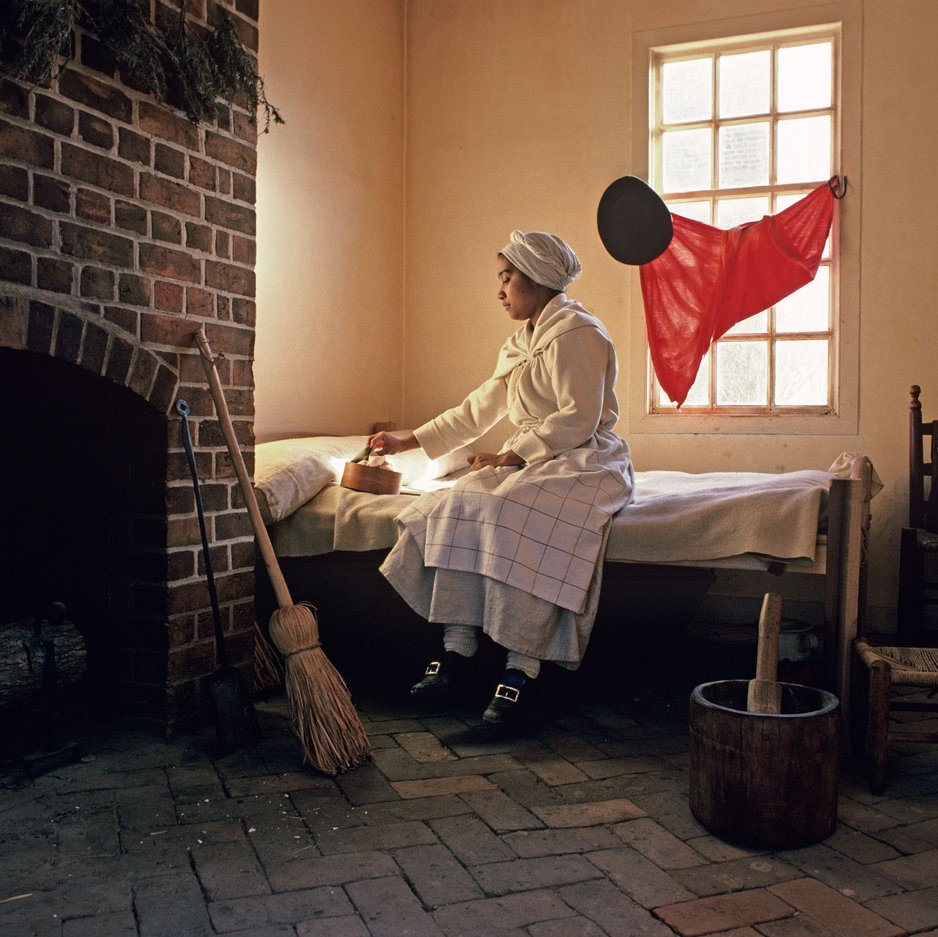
top-left (257, 445), bottom-right (875, 728)
top-left (634, 455), bottom-right (874, 725)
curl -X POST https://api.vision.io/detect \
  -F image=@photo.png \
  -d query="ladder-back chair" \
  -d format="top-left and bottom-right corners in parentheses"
top-left (898, 384), bottom-right (938, 643)
top-left (853, 384), bottom-right (938, 794)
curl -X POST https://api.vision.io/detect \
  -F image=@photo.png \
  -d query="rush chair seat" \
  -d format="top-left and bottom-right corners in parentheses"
top-left (852, 640), bottom-right (938, 794)
top-left (852, 385), bottom-right (938, 794)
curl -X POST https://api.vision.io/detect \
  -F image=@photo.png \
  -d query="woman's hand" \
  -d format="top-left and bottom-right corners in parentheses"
top-left (467, 450), bottom-right (524, 471)
top-left (368, 430), bottom-right (419, 456)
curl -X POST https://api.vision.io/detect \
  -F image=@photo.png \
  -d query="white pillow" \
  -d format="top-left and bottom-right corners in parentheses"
top-left (254, 436), bottom-right (367, 523)
top-left (253, 435), bottom-right (472, 523)
top-left (387, 446), bottom-right (470, 487)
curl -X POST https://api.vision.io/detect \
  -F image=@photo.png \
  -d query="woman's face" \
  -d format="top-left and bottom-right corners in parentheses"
top-left (496, 257), bottom-right (547, 325)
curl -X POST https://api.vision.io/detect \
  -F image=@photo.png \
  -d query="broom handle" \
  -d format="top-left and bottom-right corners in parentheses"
top-left (194, 326), bottom-right (294, 610)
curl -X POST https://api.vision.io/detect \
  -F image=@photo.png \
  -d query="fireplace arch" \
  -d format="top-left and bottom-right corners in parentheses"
top-left (1, 299), bottom-right (255, 731)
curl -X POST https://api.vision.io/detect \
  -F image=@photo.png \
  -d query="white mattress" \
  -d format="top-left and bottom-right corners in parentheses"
top-left (268, 467), bottom-right (836, 568)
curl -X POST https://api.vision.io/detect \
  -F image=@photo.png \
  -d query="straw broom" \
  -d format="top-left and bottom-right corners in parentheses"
top-left (252, 620), bottom-right (282, 693)
top-left (194, 326), bottom-right (371, 774)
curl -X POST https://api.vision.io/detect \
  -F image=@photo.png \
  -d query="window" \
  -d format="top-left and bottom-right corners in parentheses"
top-left (645, 25), bottom-right (843, 418)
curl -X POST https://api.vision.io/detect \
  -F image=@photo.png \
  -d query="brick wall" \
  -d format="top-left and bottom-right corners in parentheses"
top-left (0, 0), bottom-right (262, 731)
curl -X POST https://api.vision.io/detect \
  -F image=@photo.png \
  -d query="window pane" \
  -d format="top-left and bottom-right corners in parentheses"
top-left (719, 122), bottom-right (769, 187)
top-left (656, 388), bottom-right (676, 409)
top-left (663, 127), bottom-right (712, 191)
top-left (719, 49), bottom-right (770, 118)
top-left (666, 199), bottom-right (710, 222)
top-left (775, 193), bottom-right (801, 211)
top-left (778, 191), bottom-right (831, 258)
top-left (716, 195), bottom-right (769, 229)
top-left (777, 115), bottom-right (831, 183)
top-left (776, 267), bottom-right (830, 333)
top-left (650, 26), bottom-right (839, 416)
top-left (657, 352), bottom-right (710, 407)
top-left (726, 311), bottom-right (767, 335)
top-left (717, 195), bottom-right (771, 334)
top-left (775, 339), bottom-right (829, 405)
top-left (716, 342), bottom-right (767, 405)
top-left (662, 58), bottom-right (713, 123)
top-left (778, 42), bottom-right (832, 112)
top-left (683, 355), bottom-right (710, 405)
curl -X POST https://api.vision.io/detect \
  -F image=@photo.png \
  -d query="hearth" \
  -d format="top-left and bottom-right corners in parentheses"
top-left (2, 344), bottom-right (167, 715)
top-left (0, 311), bottom-right (256, 732)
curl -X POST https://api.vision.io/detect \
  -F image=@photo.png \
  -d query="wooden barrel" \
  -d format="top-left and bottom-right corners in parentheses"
top-left (689, 679), bottom-right (840, 849)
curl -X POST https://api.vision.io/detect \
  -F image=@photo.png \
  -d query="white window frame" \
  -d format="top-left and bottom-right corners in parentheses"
top-left (628, 4), bottom-right (860, 436)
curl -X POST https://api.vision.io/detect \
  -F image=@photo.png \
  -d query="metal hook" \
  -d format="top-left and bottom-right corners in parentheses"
top-left (828, 175), bottom-right (848, 199)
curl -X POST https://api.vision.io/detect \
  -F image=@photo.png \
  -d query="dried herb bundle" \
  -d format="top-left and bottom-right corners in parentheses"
top-left (209, 11), bottom-right (283, 133)
top-left (89, 0), bottom-right (169, 101)
top-left (165, 6), bottom-right (218, 124)
top-left (0, 0), bottom-right (282, 130)
top-left (4, 0), bottom-right (81, 85)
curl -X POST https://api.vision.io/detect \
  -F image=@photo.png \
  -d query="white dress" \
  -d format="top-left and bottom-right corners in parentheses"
top-left (380, 294), bottom-right (634, 669)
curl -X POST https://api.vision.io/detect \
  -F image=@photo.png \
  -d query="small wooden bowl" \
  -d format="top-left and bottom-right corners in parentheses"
top-left (340, 461), bottom-right (402, 495)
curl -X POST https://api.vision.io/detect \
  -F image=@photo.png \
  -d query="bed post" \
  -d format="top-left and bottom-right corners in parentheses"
top-left (824, 456), bottom-right (873, 732)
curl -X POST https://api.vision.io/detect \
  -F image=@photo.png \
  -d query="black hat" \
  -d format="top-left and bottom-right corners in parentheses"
top-left (597, 176), bottom-right (673, 266)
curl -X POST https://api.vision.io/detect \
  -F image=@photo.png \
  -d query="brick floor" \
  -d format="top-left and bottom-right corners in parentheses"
top-left (3, 629), bottom-right (938, 936)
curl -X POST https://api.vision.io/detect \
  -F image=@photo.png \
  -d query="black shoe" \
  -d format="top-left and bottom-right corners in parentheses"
top-left (482, 669), bottom-right (529, 725)
top-left (410, 651), bottom-right (465, 698)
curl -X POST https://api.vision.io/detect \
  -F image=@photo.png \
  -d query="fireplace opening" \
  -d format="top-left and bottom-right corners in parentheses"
top-left (0, 346), bottom-right (169, 742)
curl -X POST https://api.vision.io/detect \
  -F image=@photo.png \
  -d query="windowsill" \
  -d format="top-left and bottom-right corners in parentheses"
top-left (628, 407), bottom-right (858, 436)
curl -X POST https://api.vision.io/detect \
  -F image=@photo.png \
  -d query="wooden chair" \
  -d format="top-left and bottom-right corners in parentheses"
top-left (853, 384), bottom-right (938, 794)
top-left (898, 384), bottom-right (938, 644)
top-left (852, 642), bottom-right (938, 794)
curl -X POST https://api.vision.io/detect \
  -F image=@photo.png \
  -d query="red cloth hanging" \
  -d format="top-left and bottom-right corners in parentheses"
top-left (639, 181), bottom-right (836, 407)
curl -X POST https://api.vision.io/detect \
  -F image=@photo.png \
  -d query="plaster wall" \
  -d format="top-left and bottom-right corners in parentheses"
top-left (256, 0), bottom-right (938, 623)
top-left (402, 0), bottom-right (938, 622)
top-left (255, 0), bottom-right (405, 439)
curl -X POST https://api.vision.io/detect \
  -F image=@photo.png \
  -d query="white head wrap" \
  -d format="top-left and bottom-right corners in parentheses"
top-left (499, 230), bottom-right (582, 291)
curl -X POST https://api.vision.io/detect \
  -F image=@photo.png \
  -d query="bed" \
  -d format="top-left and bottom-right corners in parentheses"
top-left (254, 435), bottom-right (877, 718)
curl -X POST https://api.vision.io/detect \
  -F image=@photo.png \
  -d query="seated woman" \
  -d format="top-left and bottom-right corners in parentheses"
top-left (369, 230), bottom-right (634, 725)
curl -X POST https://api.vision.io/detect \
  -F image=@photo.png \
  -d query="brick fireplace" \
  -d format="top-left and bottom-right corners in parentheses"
top-left (0, 1), bottom-right (261, 732)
